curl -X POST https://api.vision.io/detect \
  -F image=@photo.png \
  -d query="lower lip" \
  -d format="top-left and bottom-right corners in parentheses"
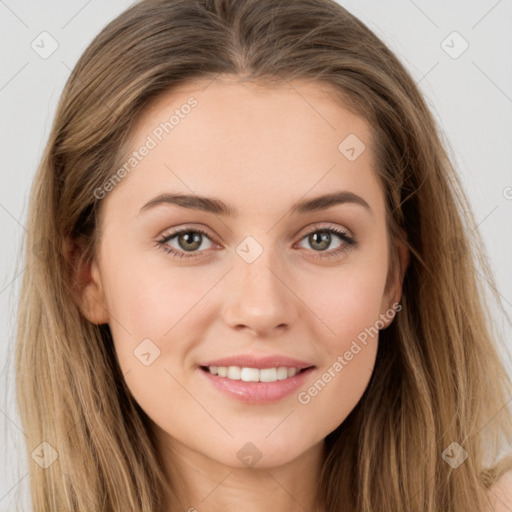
top-left (199, 367), bottom-right (315, 404)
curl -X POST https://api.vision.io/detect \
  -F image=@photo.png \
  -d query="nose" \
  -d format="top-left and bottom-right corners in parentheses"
top-left (220, 245), bottom-right (298, 338)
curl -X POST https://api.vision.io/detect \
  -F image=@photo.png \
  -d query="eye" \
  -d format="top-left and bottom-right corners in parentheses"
top-left (295, 224), bottom-right (356, 260)
top-left (156, 227), bottom-right (217, 259)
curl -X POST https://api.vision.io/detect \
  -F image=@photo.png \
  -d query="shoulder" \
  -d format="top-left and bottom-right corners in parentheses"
top-left (486, 469), bottom-right (512, 512)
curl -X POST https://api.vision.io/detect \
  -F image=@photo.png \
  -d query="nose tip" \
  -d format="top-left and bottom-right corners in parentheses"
top-left (220, 249), bottom-right (297, 336)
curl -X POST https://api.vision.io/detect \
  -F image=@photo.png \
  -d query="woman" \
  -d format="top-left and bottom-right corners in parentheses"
top-left (15, 0), bottom-right (512, 510)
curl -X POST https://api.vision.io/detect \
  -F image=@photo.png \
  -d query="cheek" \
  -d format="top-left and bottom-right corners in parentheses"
top-left (289, 263), bottom-right (387, 433)
top-left (102, 257), bottom-right (210, 431)
top-left (102, 249), bottom-right (220, 346)
top-left (297, 340), bottom-right (378, 441)
top-left (304, 259), bottom-right (389, 347)
top-left (296, 273), bottom-right (384, 433)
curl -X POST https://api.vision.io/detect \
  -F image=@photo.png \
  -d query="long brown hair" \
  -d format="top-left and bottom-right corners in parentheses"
top-left (15, 0), bottom-right (512, 510)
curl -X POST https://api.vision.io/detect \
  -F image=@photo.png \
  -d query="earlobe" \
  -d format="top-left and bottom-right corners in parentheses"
top-left (62, 237), bottom-right (110, 325)
top-left (81, 259), bottom-right (110, 325)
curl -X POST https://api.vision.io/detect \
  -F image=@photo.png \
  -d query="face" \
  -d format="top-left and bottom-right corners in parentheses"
top-left (80, 76), bottom-right (403, 470)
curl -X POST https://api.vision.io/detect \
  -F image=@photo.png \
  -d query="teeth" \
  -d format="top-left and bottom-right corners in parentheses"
top-left (206, 365), bottom-right (304, 382)
top-left (260, 368), bottom-right (277, 382)
top-left (241, 367), bottom-right (260, 382)
top-left (227, 366), bottom-right (241, 380)
top-left (277, 367), bottom-right (288, 380)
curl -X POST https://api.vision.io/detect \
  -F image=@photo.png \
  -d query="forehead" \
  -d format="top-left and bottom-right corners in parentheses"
top-left (133, 75), bottom-right (369, 147)
top-left (103, 75), bottom-right (384, 222)
top-left (128, 75), bottom-right (372, 160)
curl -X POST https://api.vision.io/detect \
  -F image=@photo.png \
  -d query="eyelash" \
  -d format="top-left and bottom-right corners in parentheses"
top-left (156, 224), bottom-right (357, 261)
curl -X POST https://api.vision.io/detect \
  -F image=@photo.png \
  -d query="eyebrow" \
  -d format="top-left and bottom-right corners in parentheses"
top-left (139, 190), bottom-right (372, 217)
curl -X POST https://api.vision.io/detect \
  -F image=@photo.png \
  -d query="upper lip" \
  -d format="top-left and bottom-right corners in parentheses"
top-left (200, 355), bottom-right (315, 370)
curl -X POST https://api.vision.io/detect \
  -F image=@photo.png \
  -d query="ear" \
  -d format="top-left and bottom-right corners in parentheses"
top-left (62, 237), bottom-right (110, 325)
top-left (379, 236), bottom-right (409, 328)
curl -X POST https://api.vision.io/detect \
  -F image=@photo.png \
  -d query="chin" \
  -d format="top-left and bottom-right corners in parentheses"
top-left (209, 434), bottom-right (318, 470)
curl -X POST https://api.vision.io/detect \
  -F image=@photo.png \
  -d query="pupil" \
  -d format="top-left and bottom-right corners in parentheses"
top-left (180, 231), bottom-right (201, 251)
top-left (311, 231), bottom-right (330, 251)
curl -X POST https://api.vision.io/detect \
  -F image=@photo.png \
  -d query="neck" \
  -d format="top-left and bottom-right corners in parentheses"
top-left (154, 428), bottom-right (326, 512)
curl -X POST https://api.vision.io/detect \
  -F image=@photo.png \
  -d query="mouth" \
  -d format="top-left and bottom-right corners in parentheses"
top-left (199, 365), bottom-right (314, 383)
top-left (198, 363), bottom-right (316, 404)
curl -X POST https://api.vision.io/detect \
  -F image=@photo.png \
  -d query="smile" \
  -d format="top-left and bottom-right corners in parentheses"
top-left (202, 365), bottom-right (309, 382)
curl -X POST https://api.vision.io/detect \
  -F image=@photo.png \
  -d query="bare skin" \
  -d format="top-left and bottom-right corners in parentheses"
top-left (78, 75), bottom-right (408, 512)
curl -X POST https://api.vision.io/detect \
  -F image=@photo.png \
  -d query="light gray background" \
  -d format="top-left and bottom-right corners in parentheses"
top-left (1, 1), bottom-right (511, 510)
